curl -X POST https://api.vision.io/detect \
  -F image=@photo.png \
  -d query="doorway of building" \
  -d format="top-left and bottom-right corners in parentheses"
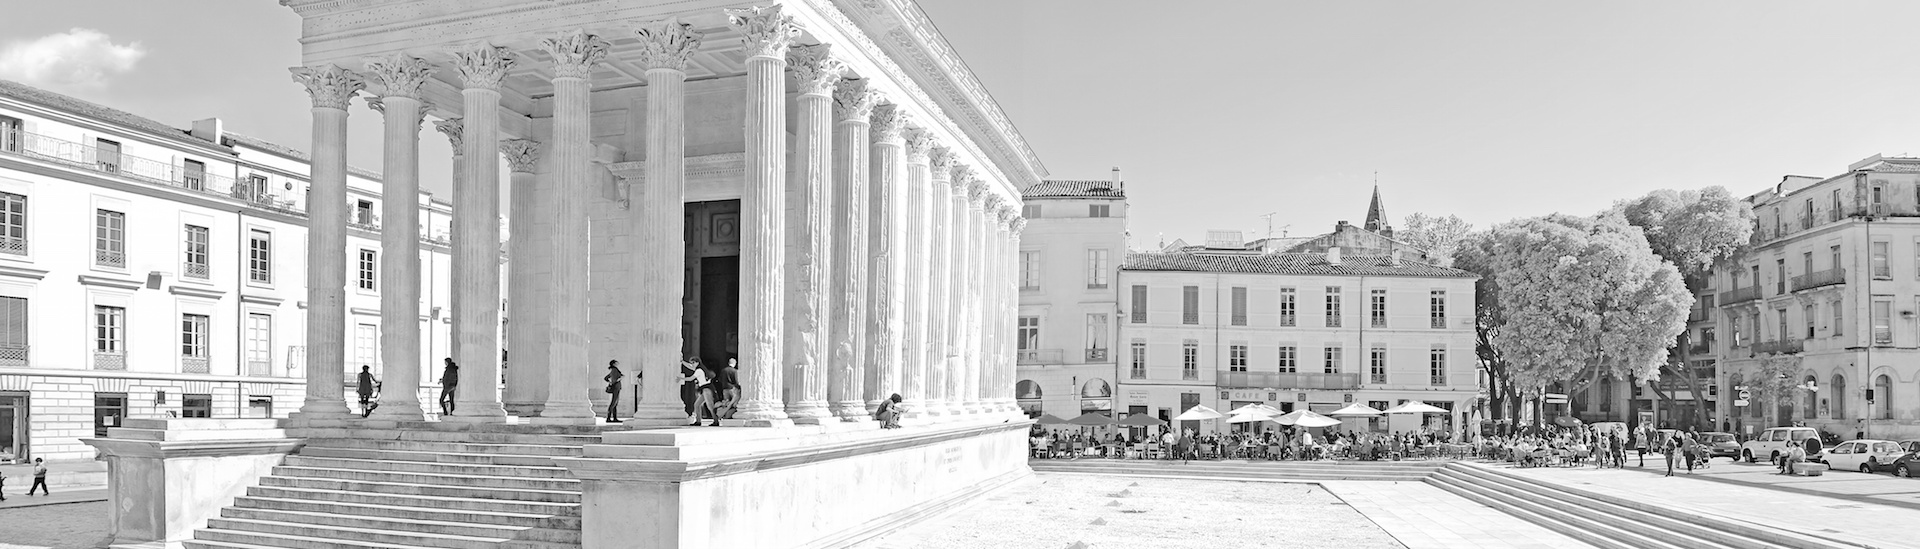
top-left (683, 200), bottom-right (742, 369)
top-left (0, 391), bottom-right (26, 461)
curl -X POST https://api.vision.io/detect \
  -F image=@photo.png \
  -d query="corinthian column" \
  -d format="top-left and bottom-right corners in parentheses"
top-left (898, 128), bottom-right (933, 419)
top-left (500, 138), bottom-right (542, 415)
top-left (726, 5), bottom-right (799, 426)
top-left (290, 65), bottom-right (362, 419)
top-left (923, 148), bottom-right (955, 418)
top-left (528, 30), bottom-right (608, 424)
top-left (783, 44), bottom-right (843, 423)
top-left (828, 79), bottom-right (879, 421)
top-left (365, 55), bottom-right (432, 421)
top-left (631, 21), bottom-right (703, 424)
top-left (991, 206), bottom-right (1017, 414)
top-left (864, 103), bottom-right (908, 411)
top-left (445, 44), bottom-right (513, 423)
top-left (944, 166), bottom-right (977, 416)
top-left (1004, 216), bottom-right (1028, 414)
top-left (964, 188), bottom-right (997, 413)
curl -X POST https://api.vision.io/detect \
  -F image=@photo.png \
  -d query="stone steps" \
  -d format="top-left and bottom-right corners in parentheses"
top-left (1426, 463), bottom-right (1855, 549)
top-left (185, 431), bottom-right (601, 549)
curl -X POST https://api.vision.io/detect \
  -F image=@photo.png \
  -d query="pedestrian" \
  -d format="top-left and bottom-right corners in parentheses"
top-left (691, 359), bottom-right (717, 426)
top-left (439, 358), bottom-right (459, 416)
top-left (603, 360), bottom-right (624, 423)
top-left (874, 393), bottom-right (905, 429)
top-left (714, 357), bottom-right (740, 420)
top-left (680, 357), bottom-right (702, 424)
top-left (356, 365), bottom-right (377, 418)
top-left (1681, 431), bottom-right (1698, 474)
top-left (0, 466), bottom-right (7, 501)
top-left (28, 457), bottom-right (48, 496)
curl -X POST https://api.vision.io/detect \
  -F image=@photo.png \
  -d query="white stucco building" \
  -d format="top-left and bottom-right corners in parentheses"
top-left (1012, 173), bottom-right (1126, 420)
top-left (0, 80), bottom-right (458, 462)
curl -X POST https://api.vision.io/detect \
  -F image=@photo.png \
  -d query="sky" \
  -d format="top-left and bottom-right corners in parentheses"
top-left (7, 1), bottom-right (1920, 249)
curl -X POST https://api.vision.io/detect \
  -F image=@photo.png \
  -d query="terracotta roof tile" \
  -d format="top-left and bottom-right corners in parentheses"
top-left (1122, 251), bottom-right (1478, 279)
top-left (0, 79), bottom-right (218, 150)
top-left (1023, 179), bottom-right (1124, 199)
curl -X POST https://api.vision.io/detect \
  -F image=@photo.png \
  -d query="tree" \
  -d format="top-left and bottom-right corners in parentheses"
top-left (1455, 214), bottom-right (1694, 429)
top-left (1400, 213), bottom-right (1473, 267)
top-left (1613, 187), bottom-right (1755, 429)
top-left (1748, 354), bottom-right (1808, 427)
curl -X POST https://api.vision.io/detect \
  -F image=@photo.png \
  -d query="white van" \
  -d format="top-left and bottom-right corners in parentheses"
top-left (1741, 427), bottom-right (1821, 464)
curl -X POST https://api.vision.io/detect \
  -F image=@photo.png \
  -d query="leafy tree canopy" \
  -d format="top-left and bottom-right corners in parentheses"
top-left (1612, 187), bottom-right (1755, 284)
top-left (1400, 213), bottom-right (1474, 267)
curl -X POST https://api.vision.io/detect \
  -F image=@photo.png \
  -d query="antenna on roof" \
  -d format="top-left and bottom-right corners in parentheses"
top-left (1258, 212), bottom-right (1278, 240)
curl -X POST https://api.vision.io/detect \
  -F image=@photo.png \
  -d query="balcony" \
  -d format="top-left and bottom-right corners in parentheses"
top-left (1718, 286), bottom-right (1759, 306)
top-left (0, 344), bottom-right (26, 367)
top-left (183, 261), bottom-right (210, 280)
top-left (1687, 342), bottom-right (1713, 356)
top-left (1085, 348), bottom-right (1108, 361)
top-left (94, 351), bottom-right (126, 370)
top-left (95, 249), bottom-right (125, 269)
top-left (1752, 339), bottom-right (1803, 355)
top-left (0, 235), bottom-right (24, 256)
top-left (1216, 371), bottom-right (1362, 389)
top-left (1016, 348), bottom-right (1063, 364)
top-left (247, 360), bottom-right (273, 377)
top-left (182, 356), bottom-right (210, 374)
top-left (1791, 268), bottom-right (1845, 292)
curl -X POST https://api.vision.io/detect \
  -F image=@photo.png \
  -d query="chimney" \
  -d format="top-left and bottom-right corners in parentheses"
top-left (1335, 220), bottom-right (1350, 232)
top-left (1326, 246), bottom-right (1342, 266)
top-left (189, 118), bottom-right (224, 144)
top-left (1390, 249), bottom-right (1403, 266)
top-left (1111, 166), bottom-right (1123, 191)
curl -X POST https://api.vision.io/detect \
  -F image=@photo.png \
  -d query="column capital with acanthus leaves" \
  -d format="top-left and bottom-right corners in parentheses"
top-left (363, 54), bottom-right (434, 100)
top-left (833, 78), bottom-right (881, 122)
top-left (543, 29), bottom-right (611, 80)
top-left (500, 139), bottom-right (542, 173)
top-left (451, 43), bottom-right (516, 90)
top-left (787, 44), bottom-right (846, 96)
top-left (929, 147), bottom-right (955, 177)
top-left (727, 4), bottom-right (801, 60)
top-left (290, 64), bottom-right (365, 110)
top-left (635, 21), bottom-right (702, 72)
top-left (433, 117), bottom-right (464, 152)
top-left (870, 103), bottom-right (908, 143)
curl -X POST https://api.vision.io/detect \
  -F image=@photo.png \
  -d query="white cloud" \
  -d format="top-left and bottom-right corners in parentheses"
top-left (0, 28), bottom-right (146, 90)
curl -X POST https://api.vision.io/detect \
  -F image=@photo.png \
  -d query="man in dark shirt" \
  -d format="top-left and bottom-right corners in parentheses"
top-left (439, 358), bottom-right (459, 416)
top-left (714, 358), bottom-right (740, 420)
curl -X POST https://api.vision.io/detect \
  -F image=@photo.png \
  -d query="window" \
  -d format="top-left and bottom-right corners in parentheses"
top-left (1084, 313), bottom-right (1109, 361)
top-left (1022, 204), bottom-right (1040, 218)
top-left (358, 249), bottom-right (377, 291)
top-left (1802, 252), bottom-right (1813, 284)
top-left (1775, 259), bottom-right (1785, 294)
top-left (354, 323), bottom-right (379, 377)
top-left (1130, 342), bottom-right (1146, 379)
top-left (1873, 298), bottom-right (1892, 345)
top-left (182, 394), bottom-right (212, 419)
top-left (1831, 245), bottom-right (1841, 274)
top-left (95, 209), bottom-right (125, 268)
top-left (0, 296), bottom-right (26, 367)
top-left (1130, 285), bottom-right (1147, 323)
top-left (1278, 345), bottom-right (1296, 373)
top-left (1804, 304), bottom-right (1815, 339)
top-left (182, 159), bottom-right (206, 190)
top-left (1429, 348), bottom-right (1447, 386)
top-left (94, 393), bottom-right (126, 438)
top-left (1324, 286), bottom-right (1342, 327)
top-left (248, 230), bottom-right (271, 283)
top-left (1230, 287), bottom-right (1247, 326)
top-left (95, 138), bottom-right (121, 172)
top-left (354, 200), bottom-right (375, 226)
top-left (1278, 288), bottom-right (1296, 327)
top-left (1019, 251), bottom-right (1041, 291)
top-left (1830, 189), bottom-right (1842, 221)
top-left (1323, 345), bottom-right (1342, 374)
top-left (1181, 340), bottom-right (1198, 380)
top-left (1832, 299), bottom-right (1843, 337)
top-left (181, 314), bottom-right (209, 373)
top-left (0, 115), bottom-right (18, 153)
top-left (1086, 249), bottom-right (1109, 289)
top-left (245, 174), bottom-right (269, 201)
top-left (0, 192), bottom-right (24, 256)
top-left (1873, 186), bottom-right (1885, 205)
top-left (1875, 374), bottom-right (1894, 419)
top-left (1089, 204), bottom-right (1110, 218)
top-left (1730, 312), bottom-right (1744, 347)
top-left (1369, 347), bottom-right (1387, 384)
top-left (1227, 345), bottom-right (1248, 372)
top-left (246, 313), bottom-right (272, 376)
top-left (1429, 290), bottom-right (1446, 329)
top-left (94, 305), bottom-right (125, 370)
top-left (1016, 316), bottom-right (1039, 351)
top-left (183, 225), bottom-right (210, 280)
top-left (1181, 285), bottom-right (1199, 324)
top-left (1873, 242), bottom-right (1890, 278)
top-left (1370, 289), bottom-right (1387, 327)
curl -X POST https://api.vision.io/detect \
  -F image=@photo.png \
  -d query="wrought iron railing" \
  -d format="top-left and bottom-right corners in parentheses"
top-left (1431, 316), bottom-right (1446, 329)
top-left (0, 344), bottom-right (26, 367)
top-left (1130, 366), bottom-right (1146, 379)
top-left (1752, 339), bottom-right (1804, 355)
top-left (1792, 268), bottom-right (1845, 292)
top-left (1085, 348), bottom-right (1108, 361)
top-left (5, 130), bottom-right (241, 200)
top-left (1216, 371), bottom-right (1362, 389)
top-left (1016, 349), bottom-right (1062, 364)
top-left (182, 261), bottom-right (210, 280)
top-left (1431, 375), bottom-right (1447, 386)
top-left (0, 236), bottom-right (23, 256)
top-left (247, 360), bottom-right (272, 377)
top-left (182, 356), bottom-right (209, 374)
top-left (1718, 286), bottom-right (1759, 306)
top-left (95, 249), bottom-right (124, 268)
top-left (94, 351), bottom-right (126, 370)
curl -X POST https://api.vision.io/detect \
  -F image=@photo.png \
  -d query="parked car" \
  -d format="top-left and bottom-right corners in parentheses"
top-left (1701, 432), bottom-right (1740, 459)
top-left (1820, 439), bottom-right (1905, 473)
top-left (1888, 440), bottom-right (1920, 478)
top-left (1741, 427), bottom-right (1823, 464)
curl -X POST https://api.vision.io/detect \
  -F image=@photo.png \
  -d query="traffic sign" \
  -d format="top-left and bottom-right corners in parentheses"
top-left (1733, 399), bottom-right (1749, 407)
top-left (1543, 393), bottom-right (1568, 404)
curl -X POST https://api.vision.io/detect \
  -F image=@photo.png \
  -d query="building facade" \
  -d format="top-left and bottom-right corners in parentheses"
top-left (1714, 155), bottom-right (1920, 441)
top-left (1012, 175), bottom-right (1126, 420)
top-left (0, 80), bottom-right (458, 461)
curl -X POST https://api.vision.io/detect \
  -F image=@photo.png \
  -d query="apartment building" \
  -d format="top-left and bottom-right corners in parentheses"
top-left (0, 80), bottom-right (460, 461)
top-left (1012, 174), bottom-right (1127, 420)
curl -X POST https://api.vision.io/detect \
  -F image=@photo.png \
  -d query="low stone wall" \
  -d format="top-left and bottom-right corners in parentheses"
top-left (83, 418), bottom-right (300, 549)
top-left (560, 417), bottom-right (1033, 549)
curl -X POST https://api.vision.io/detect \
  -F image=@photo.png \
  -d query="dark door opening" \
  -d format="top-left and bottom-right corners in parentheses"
top-left (696, 255), bottom-right (739, 367)
top-left (683, 200), bottom-right (742, 370)
top-left (0, 391), bottom-right (26, 461)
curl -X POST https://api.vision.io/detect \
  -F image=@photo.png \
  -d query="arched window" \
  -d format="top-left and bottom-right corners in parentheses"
top-left (1080, 378), bottom-right (1112, 416)
top-left (1016, 380), bottom-right (1043, 418)
top-left (1876, 375), bottom-right (1895, 420)
top-left (1830, 374), bottom-right (1847, 419)
top-left (1804, 375), bottom-right (1818, 419)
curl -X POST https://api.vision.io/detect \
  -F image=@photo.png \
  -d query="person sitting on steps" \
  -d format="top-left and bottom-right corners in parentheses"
top-left (874, 393), bottom-right (905, 429)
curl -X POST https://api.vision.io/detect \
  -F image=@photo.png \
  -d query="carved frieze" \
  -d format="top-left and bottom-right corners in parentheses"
top-left (541, 29), bottom-right (610, 80)
top-left (450, 43), bottom-right (515, 90)
top-left (833, 78), bottom-right (881, 122)
top-left (289, 64), bottom-right (365, 110)
top-left (499, 139), bottom-right (541, 173)
top-left (870, 103), bottom-right (907, 143)
top-left (787, 44), bottom-right (846, 96)
top-left (726, 4), bottom-right (801, 60)
top-left (634, 21), bottom-right (702, 72)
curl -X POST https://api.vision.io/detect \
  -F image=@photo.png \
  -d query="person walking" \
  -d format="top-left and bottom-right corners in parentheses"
top-left (438, 358), bottom-right (459, 416)
top-left (27, 457), bottom-right (48, 496)
top-left (356, 366), bottom-right (377, 418)
top-left (714, 357), bottom-right (740, 420)
top-left (603, 360), bottom-right (624, 423)
top-left (690, 359), bottom-right (716, 426)
top-left (680, 357), bottom-right (701, 424)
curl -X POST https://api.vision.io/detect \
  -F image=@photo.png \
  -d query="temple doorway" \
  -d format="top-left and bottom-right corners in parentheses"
top-left (683, 200), bottom-right (741, 369)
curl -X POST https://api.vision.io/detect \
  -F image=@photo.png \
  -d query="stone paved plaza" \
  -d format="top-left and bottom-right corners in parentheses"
top-left (0, 502), bottom-right (110, 549)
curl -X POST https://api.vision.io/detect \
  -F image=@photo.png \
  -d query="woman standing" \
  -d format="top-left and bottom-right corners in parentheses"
top-left (680, 357), bottom-right (702, 424)
top-left (603, 360), bottom-right (624, 423)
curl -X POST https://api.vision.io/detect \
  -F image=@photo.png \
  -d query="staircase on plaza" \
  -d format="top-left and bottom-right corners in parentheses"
top-left (183, 423), bottom-right (625, 549)
top-left (1426, 462), bottom-right (1859, 549)
top-left (1030, 457), bottom-right (1444, 482)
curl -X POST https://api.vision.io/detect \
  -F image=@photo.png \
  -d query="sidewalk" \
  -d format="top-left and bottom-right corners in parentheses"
top-left (1478, 456), bottom-right (1918, 549)
top-left (0, 488), bottom-right (109, 509)
top-left (0, 460), bottom-right (109, 508)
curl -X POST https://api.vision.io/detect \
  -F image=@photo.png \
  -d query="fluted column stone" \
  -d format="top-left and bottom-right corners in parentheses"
top-left (976, 198), bottom-right (1003, 413)
top-left (531, 30), bottom-right (609, 424)
top-left (431, 118), bottom-right (471, 416)
top-left (922, 148), bottom-right (954, 418)
top-left (944, 166), bottom-right (977, 416)
top-left (726, 5), bottom-right (799, 426)
top-left (782, 44), bottom-right (843, 423)
top-left (445, 44), bottom-right (513, 423)
top-left (991, 206), bottom-right (1016, 414)
top-left (963, 186), bottom-right (994, 413)
top-left (500, 138), bottom-right (542, 415)
top-left (290, 64), bottom-right (362, 419)
top-left (828, 79), bottom-right (879, 422)
top-left (365, 54), bottom-right (432, 421)
top-left (631, 22), bottom-right (703, 424)
top-left (1004, 216), bottom-right (1028, 414)
top-left (864, 103), bottom-right (908, 411)
top-left (898, 129), bottom-right (933, 418)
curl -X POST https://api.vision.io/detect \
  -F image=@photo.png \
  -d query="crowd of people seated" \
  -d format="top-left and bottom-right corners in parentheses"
top-left (1027, 426), bottom-right (1466, 461)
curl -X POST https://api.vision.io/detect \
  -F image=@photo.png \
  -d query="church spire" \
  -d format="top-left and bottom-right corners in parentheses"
top-left (1363, 184), bottom-right (1390, 234)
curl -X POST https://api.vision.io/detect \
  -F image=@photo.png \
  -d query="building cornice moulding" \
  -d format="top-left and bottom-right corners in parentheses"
top-left (242, 294), bottom-right (287, 307)
top-left (169, 285), bottom-right (228, 300)
top-left (0, 263), bottom-right (48, 280)
top-left (78, 274), bottom-right (145, 291)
